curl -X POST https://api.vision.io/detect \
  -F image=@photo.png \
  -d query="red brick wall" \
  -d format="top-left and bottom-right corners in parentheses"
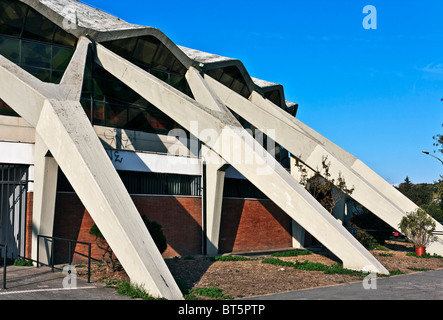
top-left (219, 198), bottom-right (292, 253)
top-left (25, 192), bottom-right (293, 263)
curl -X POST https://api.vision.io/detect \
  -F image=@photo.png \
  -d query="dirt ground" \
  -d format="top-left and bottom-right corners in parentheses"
top-left (75, 239), bottom-right (443, 299)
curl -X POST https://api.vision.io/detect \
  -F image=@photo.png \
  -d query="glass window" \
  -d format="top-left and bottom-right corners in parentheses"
top-left (132, 36), bottom-right (158, 66)
top-left (0, 0), bottom-right (27, 37)
top-left (206, 68), bottom-right (224, 81)
top-left (103, 37), bottom-right (137, 60)
top-left (0, 35), bottom-right (20, 64)
top-left (93, 101), bottom-right (105, 125)
top-left (22, 65), bottom-right (51, 82)
top-left (21, 40), bottom-right (51, 69)
top-left (127, 107), bottom-right (150, 131)
top-left (22, 8), bottom-right (55, 43)
top-left (53, 27), bottom-right (77, 48)
top-left (0, 98), bottom-right (18, 117)
top-left (265, 90), bottom-right (281, 107)
top-left (151, 45), bottom-right (175, 71)
top-left (106, 103), bottom-right (127, 128)
top-left (52, 46), bottom-right (74, 71)
top-left (151, 69), bottom-right (169, 83)
top-left (51, 70), bottom-right (65, 84)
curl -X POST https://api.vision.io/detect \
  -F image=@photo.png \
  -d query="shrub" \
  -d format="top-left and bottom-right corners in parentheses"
top-left (399, 208), bottom-right (436, 248)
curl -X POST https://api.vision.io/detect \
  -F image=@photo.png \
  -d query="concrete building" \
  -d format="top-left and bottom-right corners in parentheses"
top-left (1, 0), bottom-right (443, 299)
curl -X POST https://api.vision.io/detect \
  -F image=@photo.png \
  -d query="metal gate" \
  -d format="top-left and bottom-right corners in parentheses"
top-left (0, 164), bottom-right (29, 260)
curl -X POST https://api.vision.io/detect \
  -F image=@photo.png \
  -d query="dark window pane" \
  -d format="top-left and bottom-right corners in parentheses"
top-left (106, 103), bottom-right (127, 128)
top-left (22, 8), bottom-right (55, 43)
top-left (53, 27), bottom-right (77, 48)
top-left (170, 74), bottom-right (187, 93)
top-left (0, 0), bottom-right (27, 37)
top-left (80, 98), bottom-right (92, 120)
top-left (52, 46), bottom-right (74, 71)
top-left (265, 90), bottom-right (281, 107)
top-left (51, 70), bottom-right (64, 84)
top-left (132, 36), bottom-right (158, 66)
top-left (151, 45), bottom-right (175, 71)
top-left (230, 79), bottom-right (245, 95)
top-left (21, 41), bottom-right (51, 69)
top-left (151, 69), bottom-right (168, 82)
top-left (0, 98), bottom-right (19, 117)
top-left (93, 101), bottom-right (105, 125)
top-left (102, 37), bottom-right (137, 60)
top-left (219, 71), bottom-right (234, 87)
top-left (240, 85), bottom-right (251, 98)
top-left (170, 57), bottom-right (187, 75)
top-left (22, 65), bottom-right (51, 82)
top-left (127, 107), bottom-right (150, 131)
top-left (206, 68), bottom-right (224, 81)
top-left (0, 35), bottom-right (20, 64)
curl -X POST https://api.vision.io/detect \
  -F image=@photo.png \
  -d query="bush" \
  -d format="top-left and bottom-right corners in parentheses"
top-left (141, 215), bottom-right (167, 255)
top-left (399, 208), bottom-right (436, 247)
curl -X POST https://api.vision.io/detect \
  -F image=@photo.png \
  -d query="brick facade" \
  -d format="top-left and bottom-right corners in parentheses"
top-left (25, 192), bottom-right (293, 263)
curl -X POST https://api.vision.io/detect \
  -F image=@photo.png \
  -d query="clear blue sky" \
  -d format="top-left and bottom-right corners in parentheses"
top-left (83, 0), bottom-right (443, 185)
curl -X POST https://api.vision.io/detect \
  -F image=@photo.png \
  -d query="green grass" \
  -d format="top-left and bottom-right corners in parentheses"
top-left (188, 285), bottom-right (234, 300)
top-left (271, 249), bottom-right (312, 257)
top-left (262, 257), bottom-right (365, 277)
top-left (213, 255), bottom-right (256, 262)
top-left (116, 281), bottom-right (166, 300)
top-left (406, 252), bottom-right (443, 259)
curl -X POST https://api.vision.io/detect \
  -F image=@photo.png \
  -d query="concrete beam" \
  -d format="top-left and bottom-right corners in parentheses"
top-left (0, 37), bottom-right (183, 300)
top-left (204, 76), bottom-right (443, 255)
top-left (96, 43), bottom-right (389, 275)
top-left (30, 134), bottom-right (58, 265)
top-left (202, 146), bottom-right (229, 256)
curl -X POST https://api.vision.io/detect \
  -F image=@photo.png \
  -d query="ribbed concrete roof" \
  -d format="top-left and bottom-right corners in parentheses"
top-left (21, 0), bottom-right (296, 112)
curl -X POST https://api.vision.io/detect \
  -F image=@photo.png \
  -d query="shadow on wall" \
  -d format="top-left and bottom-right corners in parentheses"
top-left (52, 192), bottom-right (203, 264)
top-left (219, 198), bottom-right (293, 254)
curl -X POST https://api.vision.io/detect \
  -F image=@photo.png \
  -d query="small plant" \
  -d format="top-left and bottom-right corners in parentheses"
top-left (191, 285), bottom-right (233, 300)
top-left (214, 255), bottom-right (255, 261)
top-left (116, 281), bottom-right (166, 300)
top-left (13, 258), bottom-right (33, 266)
top-left (271, 249), bottom-right (312, 257)
top-left (398, 208), bottom-right (436, 248)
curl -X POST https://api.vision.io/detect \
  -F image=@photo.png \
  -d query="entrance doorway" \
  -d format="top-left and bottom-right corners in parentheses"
top-left (0, 164), bottom-right (30, 260)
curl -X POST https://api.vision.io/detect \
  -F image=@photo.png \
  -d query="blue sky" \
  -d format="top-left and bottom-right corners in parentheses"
top-left (83, 0), bottom-right (443, 185)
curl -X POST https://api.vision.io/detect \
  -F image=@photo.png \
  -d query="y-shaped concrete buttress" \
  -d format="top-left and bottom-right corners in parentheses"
top-left (0, 38), bottom-right (183, 300)
top-left (204, 75), bottom-right (443, 255)
top-left (96, 45), bottom-right (389, 274)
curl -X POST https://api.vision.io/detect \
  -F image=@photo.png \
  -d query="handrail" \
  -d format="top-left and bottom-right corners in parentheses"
top-left (0, 244), bottom-right (7, 289)
top-left (37, 235), bottom-right (91, 283)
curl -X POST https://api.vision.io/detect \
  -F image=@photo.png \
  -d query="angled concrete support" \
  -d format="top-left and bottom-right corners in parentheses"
top-left (97, 44), bottom-right (389, 274)
top-left (0, 37), bottom-right (183, 299)
top-left (31, 134), bottom-right (58, 265)
top-left (204, 75), bottom-right (443, 255)
top-left (202, 146), bottom-right (229, 256)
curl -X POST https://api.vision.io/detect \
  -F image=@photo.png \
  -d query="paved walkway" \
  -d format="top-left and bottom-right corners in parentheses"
top-left (0, 265), bottom-right (131, 300)
top-left (245, 268), bottom-right (443, 300)
top-left (3, 265), bottom-right (443, 300)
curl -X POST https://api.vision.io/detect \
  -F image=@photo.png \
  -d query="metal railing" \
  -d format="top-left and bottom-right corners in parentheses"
top-left (37, 235), bottom-right (91, 283)
top-left (0, 244), bottom-right (6, 289)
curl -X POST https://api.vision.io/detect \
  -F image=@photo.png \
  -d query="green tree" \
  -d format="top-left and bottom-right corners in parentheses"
top-left (294, 155), bottom-right (354, 214)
